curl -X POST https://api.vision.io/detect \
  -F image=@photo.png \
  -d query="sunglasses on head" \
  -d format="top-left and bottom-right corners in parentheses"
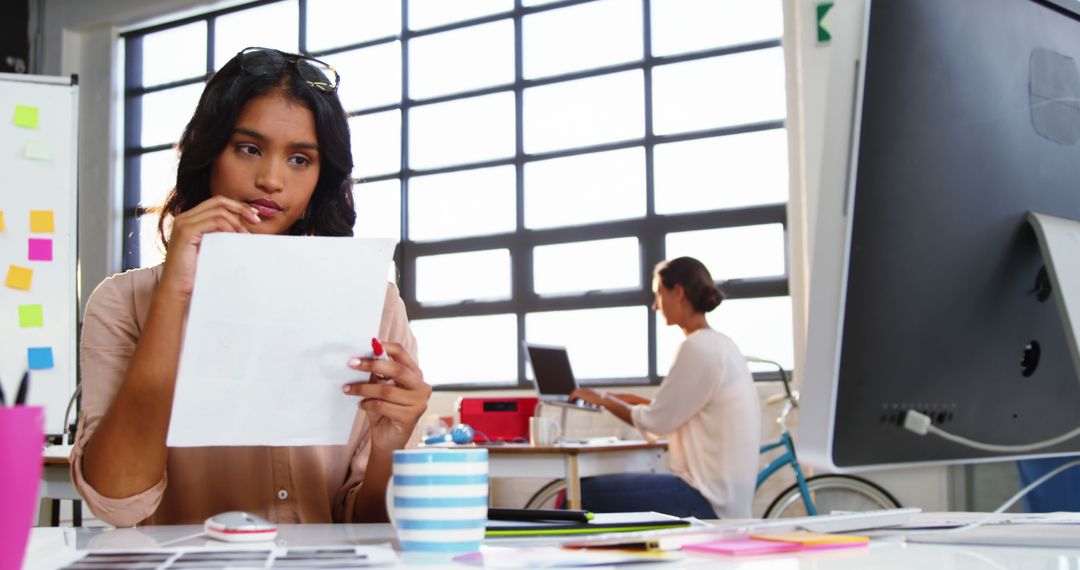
top-left (237, 47), bottom-right (340, 94)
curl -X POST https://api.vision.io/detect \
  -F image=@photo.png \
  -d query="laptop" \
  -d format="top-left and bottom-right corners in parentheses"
top-left (523, 343), bottom-right (601, 412)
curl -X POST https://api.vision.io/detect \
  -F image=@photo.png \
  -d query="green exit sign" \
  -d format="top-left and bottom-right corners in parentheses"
top-left (816, 2), bottom-right (835, 44)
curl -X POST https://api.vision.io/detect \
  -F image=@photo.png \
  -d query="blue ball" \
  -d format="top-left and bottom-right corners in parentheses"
top-left (450, 424), bottom-right (475, 444)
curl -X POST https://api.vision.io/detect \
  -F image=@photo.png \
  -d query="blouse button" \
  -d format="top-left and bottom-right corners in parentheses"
top-left (277, 489), bottom-right (289, 500)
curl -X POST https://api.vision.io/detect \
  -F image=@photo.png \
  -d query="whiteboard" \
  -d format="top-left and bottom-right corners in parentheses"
top-left (0, 72), bottom-right (79, 435)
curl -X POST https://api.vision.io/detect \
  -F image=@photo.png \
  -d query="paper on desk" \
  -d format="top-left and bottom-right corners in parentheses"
top-left (455, 546), bottom-right (681, 568)
top-left (167, 234), bottom-right (396, 447)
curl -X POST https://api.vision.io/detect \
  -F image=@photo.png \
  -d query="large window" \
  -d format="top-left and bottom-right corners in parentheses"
top-left (122, 0), bottom-right (791, 388)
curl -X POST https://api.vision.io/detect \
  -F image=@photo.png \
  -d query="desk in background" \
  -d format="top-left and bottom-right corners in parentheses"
top-left (485, 440), bottom-right (668, 509)
top-left (41, 445), bottom-right (81, 526)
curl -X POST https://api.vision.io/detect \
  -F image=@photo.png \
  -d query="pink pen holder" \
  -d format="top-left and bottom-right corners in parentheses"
top-left (0, 406), bottom-right (45, 570)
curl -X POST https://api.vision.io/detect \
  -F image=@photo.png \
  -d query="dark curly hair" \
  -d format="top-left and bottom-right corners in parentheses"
top-left (158, 49), bottom-right (355, 249)
top-left (655, 257), bottom-right (724, 313)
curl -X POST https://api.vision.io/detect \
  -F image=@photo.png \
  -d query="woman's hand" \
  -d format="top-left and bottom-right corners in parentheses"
top-left (571, 388), bottom-right (606, 407)
top-left (572, 388), bottom-right (636, 426)
top-left (159, 196), bottom-right (262, 298)
top-left (345, 342), bottom-right (431, 451)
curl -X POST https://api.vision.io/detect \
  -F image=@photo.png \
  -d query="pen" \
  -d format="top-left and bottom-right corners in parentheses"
top-left (14, 371), bottom-right (29, 405)
top-left (370, 338), bottom-right (394, 385)
top-left (371, 337), bottom-right (391, 362)
top-left (0, 374), bottom-right (5, 407)
top-left (487, 507), bottom-right (594, 523)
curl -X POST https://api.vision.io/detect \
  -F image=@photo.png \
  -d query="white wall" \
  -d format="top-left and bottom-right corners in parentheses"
top-left (32, 0), bottom-right (238, 311)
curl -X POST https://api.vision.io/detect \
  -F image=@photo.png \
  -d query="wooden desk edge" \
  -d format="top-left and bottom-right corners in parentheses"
top-left (480, 442), bottom-right (667, 455)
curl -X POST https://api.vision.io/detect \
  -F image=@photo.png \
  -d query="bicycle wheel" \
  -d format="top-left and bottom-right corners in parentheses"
top-left (763, 474), bottom-right (901, 518)
top-left (524, 479), bottom-right (567, 509)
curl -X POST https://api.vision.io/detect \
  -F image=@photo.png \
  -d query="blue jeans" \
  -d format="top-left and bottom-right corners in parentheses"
top-left (579, 473), bottom-right (718, 519)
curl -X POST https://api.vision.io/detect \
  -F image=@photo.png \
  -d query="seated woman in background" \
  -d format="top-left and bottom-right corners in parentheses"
top-left (72, 47), bottom-right (430, 527)
top-left (571, 257), bottom-right (761, 519)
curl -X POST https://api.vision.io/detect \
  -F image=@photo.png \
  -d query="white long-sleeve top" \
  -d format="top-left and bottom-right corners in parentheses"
top-left (631, 328), bottom-right (761, 518)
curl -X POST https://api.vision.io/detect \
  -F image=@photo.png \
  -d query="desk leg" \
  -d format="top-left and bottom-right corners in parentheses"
top-left (38, 498), bottom-right (54, 526)
top-left (566, 455), bottom-right (582, 510)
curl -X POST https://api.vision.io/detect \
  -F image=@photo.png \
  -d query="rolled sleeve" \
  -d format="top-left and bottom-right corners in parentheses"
top-left (70, 433), bottom-right (166, 527)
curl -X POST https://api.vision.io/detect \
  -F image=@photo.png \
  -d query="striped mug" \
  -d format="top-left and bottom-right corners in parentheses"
top-left (388, 448), bottom-right (489, 552)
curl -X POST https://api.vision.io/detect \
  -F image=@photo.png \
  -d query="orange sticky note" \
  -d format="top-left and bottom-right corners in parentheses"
top-left (29, 210), bottom-right (55, 233)
top-left (0, 210), bottom-right (4, 231)
top-left (5, 265), bottom-right (32, 290)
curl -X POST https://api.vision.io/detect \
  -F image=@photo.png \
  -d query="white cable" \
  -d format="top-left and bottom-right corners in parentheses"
top-left (952, 549), bottom-right (1013, 570)
top-left (892, 459), bottom-right (1080, 537)
top-left (904, 410), bottom-right (1080, 453)
top-left (61, 384), bottom-right (81, 444)
top-left (155, 531), bottom-right (208, 547)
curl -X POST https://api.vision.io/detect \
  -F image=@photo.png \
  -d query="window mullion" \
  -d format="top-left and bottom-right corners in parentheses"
top-left (513, 0), bottom-right (529, 388)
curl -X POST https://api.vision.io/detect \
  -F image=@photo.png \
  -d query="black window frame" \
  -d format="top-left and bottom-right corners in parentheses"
top-left (121, 0), bottom-right (791, 390)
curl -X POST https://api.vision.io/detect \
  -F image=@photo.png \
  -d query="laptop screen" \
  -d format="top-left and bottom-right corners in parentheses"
top-left (524, 343), bottom-right (578, 397)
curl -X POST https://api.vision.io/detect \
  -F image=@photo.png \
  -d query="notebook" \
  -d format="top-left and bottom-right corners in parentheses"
top-left (485, 512), bottom-right (691, 537)
top-left (523, 343), bottom-right (601, 412)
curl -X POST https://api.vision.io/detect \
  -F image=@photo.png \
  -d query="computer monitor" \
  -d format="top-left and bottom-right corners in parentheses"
top-left (801, 0), bottom-right (1080, 470)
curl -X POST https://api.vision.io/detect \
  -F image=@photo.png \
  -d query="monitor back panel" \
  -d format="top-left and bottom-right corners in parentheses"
top-left (814, 0), bottom-right (1080, 469)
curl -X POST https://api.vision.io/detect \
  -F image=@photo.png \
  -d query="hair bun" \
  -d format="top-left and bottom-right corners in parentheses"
top-left (702, 286), bottom-right (723, 313)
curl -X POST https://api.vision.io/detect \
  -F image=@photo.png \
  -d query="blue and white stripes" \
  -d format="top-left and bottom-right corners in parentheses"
top-left (391, 448), bottom-right (488, 552)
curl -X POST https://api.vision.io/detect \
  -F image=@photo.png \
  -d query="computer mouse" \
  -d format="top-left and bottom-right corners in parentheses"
top-left (204, 511), bottom-right (278, 542)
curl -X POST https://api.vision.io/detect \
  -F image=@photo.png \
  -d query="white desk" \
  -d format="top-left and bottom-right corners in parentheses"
top-left (484, 441), bottom-right (668, 509)
top-left (22, 521), bottom-right (1080, 569)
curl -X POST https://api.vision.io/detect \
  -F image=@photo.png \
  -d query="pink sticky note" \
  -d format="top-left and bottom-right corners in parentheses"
top-left (28, 238), bottom-right (52, 262)
top-left (683, 538), bottom-right (802, 556)
top-left (0, 406), bottom-right (45, 570)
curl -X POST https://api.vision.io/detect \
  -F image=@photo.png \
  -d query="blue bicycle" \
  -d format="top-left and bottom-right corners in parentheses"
top-left (525, 361), bottom-right (902, 517)
top-left (756, 359), bottom-right (901, 518)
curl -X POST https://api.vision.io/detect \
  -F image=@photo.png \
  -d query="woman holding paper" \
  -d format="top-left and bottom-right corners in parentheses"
top-left (73, 48), bottom-right (431, 526)
top-left (571, 257), bottom-right (761, 519)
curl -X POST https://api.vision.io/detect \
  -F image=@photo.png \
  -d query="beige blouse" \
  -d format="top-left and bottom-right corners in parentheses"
top-left (71, 264), bottom-right (418, 527)
top-left (631, 329), bottom-right (761, 519)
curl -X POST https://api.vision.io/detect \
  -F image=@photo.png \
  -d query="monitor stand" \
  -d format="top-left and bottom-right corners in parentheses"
top-left (1027, 212), bottom-right (1080, 384)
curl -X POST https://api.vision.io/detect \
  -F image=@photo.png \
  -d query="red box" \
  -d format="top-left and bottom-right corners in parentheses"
top-left (457, 397), bottom-right (539, 443)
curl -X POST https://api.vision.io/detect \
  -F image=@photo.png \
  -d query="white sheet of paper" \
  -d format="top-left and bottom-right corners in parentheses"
top-left (167, 233), bottom-right (396, 447)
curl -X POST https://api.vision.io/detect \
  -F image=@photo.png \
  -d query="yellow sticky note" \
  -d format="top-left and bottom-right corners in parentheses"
top-left (6, 265), bottom-right (32, 290)
top-left (14, 104), bottom-right (39, 128)
top-left (751, 531), bottom-right (869, 546)
top-left (24, 140), bottom-right (51, 161)
top-left (0, 210), bottom-right (4, 231)
top-left (29, 210), bottom-right (55, 233)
